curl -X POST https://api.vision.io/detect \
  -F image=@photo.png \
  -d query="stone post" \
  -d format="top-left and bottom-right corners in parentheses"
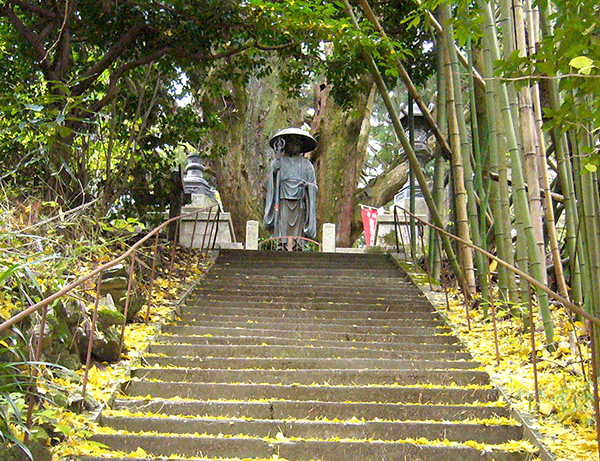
top-left (245, 220), bottom-right (259, 250)
top-left (322, 223), bottom-right (336, 253)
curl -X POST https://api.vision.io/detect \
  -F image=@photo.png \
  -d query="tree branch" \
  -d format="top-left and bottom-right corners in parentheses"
top-left (6, 0), bottom-right (55, 19)
top-left (194, 42), bottom-right (253, 61)
top-left (1, 4), bottom-right (54, 78)
top-left (72, 23), bottom-right (148, 97)
top-left (88, 47), bottom-right (171, 113)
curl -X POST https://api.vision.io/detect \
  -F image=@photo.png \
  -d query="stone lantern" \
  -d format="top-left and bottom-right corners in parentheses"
top-left (182, 152), bottom-right (216, 208)
top-left (178, 152), bottom-right (238, 249)
top-left (400, 102), bottom-right (433, 167)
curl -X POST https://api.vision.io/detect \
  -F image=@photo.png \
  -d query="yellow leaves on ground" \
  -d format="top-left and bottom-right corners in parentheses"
top-left (439, 289), bottom-right (598, 461)
top-left (76, 364), bottom-right (126, 404)
top-left (50, 251), bottom-right (215, 460)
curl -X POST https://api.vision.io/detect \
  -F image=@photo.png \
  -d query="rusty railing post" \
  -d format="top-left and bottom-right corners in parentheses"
top-left (168, 219), bottom-right (181, 291)
top-left (24, 303), bottom-right (49, 442)
top-left (145, 233), bottom-right (160, 323)
top-left (403, 208), bottom-right (415, 264)
top-left (395, 207), bottom-right (407, 256)
top-left (207, 207), bottom-right (219, 250)
top-left (81, 272), bottom-right (103, 409)
top-left (211, 208), bottom-right (221, 251)
top-left (487, 267), bottom-right (500, 366)
top-left (200, 208), bottom-right (213, 256)
top-left (418, 222), bottom-right (433, 291)
top-left (119, 252), bottom-right (137, 357)
top-left (393, 206), bottom-right (400, 253)
top-left (190, 209), bottom-right (200, 249)
top-left (588, 321), bottom-right (600, 461)
top-left (436, 229), bottom-right (451, 313)
top-left (527, 286), bottom-right (540, 410)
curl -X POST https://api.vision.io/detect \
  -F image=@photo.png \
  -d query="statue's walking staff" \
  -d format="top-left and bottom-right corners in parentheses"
top-left (272, 137), bottom-right (286, 235)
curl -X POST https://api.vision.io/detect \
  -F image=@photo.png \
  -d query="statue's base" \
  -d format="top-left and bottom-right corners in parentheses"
top-left (179, 207), bottom-right (237, 249)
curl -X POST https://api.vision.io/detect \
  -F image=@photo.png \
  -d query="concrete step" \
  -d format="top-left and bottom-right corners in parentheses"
top-left (99, 414), bottom-right (523, 445)
top-left (179, 304), bottom-right (440, 319)
top-left (148, 343), bottom-right (472, 361)
top-left (196, 277), bottom-right (419, 295)
top-left (122, 381), bottom-right (498, 405)
top-left (191, 288), bottom-right (428, 302)
top-left (210, 267), bottom-right (404, 277)
top-left (86, 433), bottom-right (529, 460)
top-left (184, 294), bottom-right (433, 308)
top-left (155, 332), bottom-right (461, 347)
top-left (198, 275), bottom-right (413, 287)
top-left (176, 312), bottom-right (445, 325)
top-left (142, 355), bottom-right (482, 370)
top-left (112, 398), bottom-right (512, 422)
top-left (161, 323), bottom-right (452, 338)
top-left (203, 274), bottom-right (415, 288)
top-left (131, 367), bottom-right (489, 387)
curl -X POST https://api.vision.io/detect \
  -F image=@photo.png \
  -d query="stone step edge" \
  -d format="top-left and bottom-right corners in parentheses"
top-left (95, 415), bottom-right (526, 446)
top-left (123, 378), bottom-right (495, 392)
top-left (113, 396), bottom-right (509, 410)
top-left (134, 364), bottom-right (484, 373)
top-left (103, 410), bottom-right (521, 427)
top-left (153, 333), bottom-right (460, 346)
top-left (88, 431), bottom-right (538, 456)
top-left (142, 354), bottom-right (481, 368)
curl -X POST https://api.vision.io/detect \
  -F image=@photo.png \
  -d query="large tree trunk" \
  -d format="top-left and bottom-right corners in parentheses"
top-left (311, 80), bottom-right (376, 247)
top-left (204, 72), bottom-right (306, 240)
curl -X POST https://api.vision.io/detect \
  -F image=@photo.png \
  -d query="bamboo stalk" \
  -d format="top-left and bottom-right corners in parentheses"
top-left (441, 4), bottom-right (477, 295)
top-left (341, 0), bottom-right (468, 294)
top-left (524, 0), bottom-right (570, 301)
top-left (482, 0), bottom-right (555, 346)
top-left (428, 40), bottom-right (448, 280)
top-left (538, 5), bottom-right (583, 307)
top-left (513, 0), bottom-right (548, 283)
top-left (479, 0), bottom-right (519, 303)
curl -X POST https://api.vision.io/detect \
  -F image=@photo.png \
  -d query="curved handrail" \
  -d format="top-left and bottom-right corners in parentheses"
top-left (0, 203), bottom-right (219, 334)
top-left (392, 205), bottom-right (600, 328)
top-left (0, 202), bottom-right (221, 432)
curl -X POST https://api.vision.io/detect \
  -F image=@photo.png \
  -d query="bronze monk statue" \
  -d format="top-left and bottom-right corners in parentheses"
top-left (263, 128), bottom-right (318, 249)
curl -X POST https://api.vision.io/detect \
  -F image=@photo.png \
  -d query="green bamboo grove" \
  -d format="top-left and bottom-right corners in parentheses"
top-left (348, 0), bottom-right (600, 353)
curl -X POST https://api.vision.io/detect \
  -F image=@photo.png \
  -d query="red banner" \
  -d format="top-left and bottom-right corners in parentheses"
top-left (361, 206), bottom-right (378, 246)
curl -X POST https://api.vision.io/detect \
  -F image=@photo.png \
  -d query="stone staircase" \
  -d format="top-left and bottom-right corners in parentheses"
top-left (82, 249), bottom-right (540, 461)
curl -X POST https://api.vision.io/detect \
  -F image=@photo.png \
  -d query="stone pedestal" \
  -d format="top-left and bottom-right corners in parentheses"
top-left (322, 223), bottom-right (336, 253)
top-left (375, 211), bottom-right (428, 248)
top-left (179, 206), bottom-right (237, 249)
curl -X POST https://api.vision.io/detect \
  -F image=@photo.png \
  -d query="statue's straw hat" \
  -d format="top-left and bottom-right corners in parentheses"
top-left (269, 128), bottom-right (317, 153)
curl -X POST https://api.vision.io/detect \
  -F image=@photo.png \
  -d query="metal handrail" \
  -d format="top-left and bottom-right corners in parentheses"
top-left (392, 204), bottom-right (600, 455)
top-left (0, 203), bottom-right (221, 436)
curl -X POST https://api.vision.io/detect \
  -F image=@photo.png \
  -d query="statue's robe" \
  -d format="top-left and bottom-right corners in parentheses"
top-left (264, 155), bottom-right (318, 242)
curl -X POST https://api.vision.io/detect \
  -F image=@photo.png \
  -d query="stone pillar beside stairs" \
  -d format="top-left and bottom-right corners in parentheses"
top-left (322, 223), bottom-right (336, 253)
top-left (245, 220), bottom-right (259, 250)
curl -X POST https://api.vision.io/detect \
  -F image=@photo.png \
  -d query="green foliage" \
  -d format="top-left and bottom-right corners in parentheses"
top-left (497, 0), bottom-right (600, 167)
top-left (0, 329), bottom-right (34, 459)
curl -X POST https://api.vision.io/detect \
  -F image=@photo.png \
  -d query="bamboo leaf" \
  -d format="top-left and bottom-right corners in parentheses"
top-left (569, 56), bottom-right (595, 75)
